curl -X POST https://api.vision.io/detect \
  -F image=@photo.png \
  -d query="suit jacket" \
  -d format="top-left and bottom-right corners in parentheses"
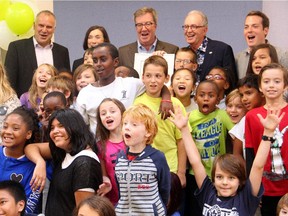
top-left (196, 38), bottom-right (237, 89)
top-left (118, 40), bottom-right (178, 77)
top-left (5, 37), bottom-right (70, 96)
top-left (72, 57), bottom-right (84, 73)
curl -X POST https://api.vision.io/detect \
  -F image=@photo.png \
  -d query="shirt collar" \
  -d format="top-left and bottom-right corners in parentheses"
top-left (137, 38), bottom-right (157, 52)
top-left (197, 36), bottom-right (208, 53)
top-left (246, 39), bottom-right (269, 55)
top-left (33, 37), bottom-right (53, 49)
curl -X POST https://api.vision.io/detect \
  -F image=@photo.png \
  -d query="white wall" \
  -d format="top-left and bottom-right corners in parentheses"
top-left (263, 1), bottom-right (288, 50)
top-left (53, 1), bottom-right (262, 68)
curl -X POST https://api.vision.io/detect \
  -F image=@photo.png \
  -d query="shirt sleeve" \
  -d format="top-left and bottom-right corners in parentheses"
top-left (72, 156), bottom-right (102, 192)
top-left (75, 93), bottom-right (89, 125)
top-left (155, 151), bottom-right (171, 206)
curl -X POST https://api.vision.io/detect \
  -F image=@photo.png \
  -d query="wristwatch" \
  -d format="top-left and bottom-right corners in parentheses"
top-left (262, 135), bottom-right (275, 143)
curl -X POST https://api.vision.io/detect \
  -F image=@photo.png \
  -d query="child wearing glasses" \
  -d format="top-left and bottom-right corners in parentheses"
top-left (184, 80), bottom-right (234, 216)
top-left (205, 66), bottom-right (233, 109)
top-left (174, 47), bottom-right (198, 72)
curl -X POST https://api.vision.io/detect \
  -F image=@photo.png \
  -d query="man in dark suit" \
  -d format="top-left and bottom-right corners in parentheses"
top-left (5, 10), bottom-right (70, 97)
top-left (118, 7), bottom-right (178, 78)
top-left (183, 10), bottom-right (237, 89)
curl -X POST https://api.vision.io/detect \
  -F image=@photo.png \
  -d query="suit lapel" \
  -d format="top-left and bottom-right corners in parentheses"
top-left (129, 42), bottom-right (138, 67)
top-left (155, 40), bottom-right (164, 50)
top-left (27, 37), bottom-right (37, 69)
top-left (130, 42), bottom-right (138, 54)
top-left (201, 38), bottom-right (215, 79)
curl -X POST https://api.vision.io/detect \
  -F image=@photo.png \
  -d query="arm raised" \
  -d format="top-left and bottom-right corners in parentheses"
top-left (249, 108), bottom-right (285, 196)
top-left (169, 106), bottom-right (207, 189)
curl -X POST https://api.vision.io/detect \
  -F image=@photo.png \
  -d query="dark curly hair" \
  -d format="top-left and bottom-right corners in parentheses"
top-left (6, 106), bottom-right (40, 145)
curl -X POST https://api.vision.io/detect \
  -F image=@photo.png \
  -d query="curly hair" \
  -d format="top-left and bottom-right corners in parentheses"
top-left (6, 106), bottom-right (40, 144)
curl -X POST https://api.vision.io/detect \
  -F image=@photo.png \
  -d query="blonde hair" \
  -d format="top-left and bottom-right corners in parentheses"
top-left (46, 75), bottom-right (75, 106)
top-left (143, 55), bottom-right (168, 76)
top-left (277, 193), bottom-right (288, 215)
top-left (73, 64), bottom-right (97, 94)
top-left (123, 104), bottom-right (158, 144)
top-left (28, 64), bottom-right (58, 109)
top-left (225, 89), bottom-right (241, 106)
top-left (0, 63), bottom-right (16, 104)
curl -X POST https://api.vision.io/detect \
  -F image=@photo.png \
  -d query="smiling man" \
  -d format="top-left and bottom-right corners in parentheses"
top-left (5, 10), bottom-right (70, 97)
top-left (236, 11), bottom-right (288, 79)
top-left (118, 7), bottom-right (178, 77)
top-left (183, 10), bottom-right (237, 89)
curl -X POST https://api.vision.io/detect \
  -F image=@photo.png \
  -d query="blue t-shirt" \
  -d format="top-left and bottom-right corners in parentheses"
top-left (195, 176), bottom-right (263, 216)
top-left (0, 146), bottom-right (52, 214)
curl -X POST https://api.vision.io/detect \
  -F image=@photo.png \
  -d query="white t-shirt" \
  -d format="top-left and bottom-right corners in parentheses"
top-left (76, 77), bottom-right (145, 134)
top-left (229, 116), bottom-right (245, 158)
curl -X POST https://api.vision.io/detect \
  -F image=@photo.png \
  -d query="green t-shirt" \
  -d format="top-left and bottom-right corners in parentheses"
top-left (188, 109), bottom-right (234, 177)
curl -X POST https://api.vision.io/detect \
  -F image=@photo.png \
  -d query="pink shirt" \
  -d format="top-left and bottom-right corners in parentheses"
top-left (97, 140), bottom-right (126, 205)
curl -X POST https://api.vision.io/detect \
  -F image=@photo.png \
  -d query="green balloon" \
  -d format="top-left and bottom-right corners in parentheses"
top-left (5, 2), bottom-right (34, 35)
top-left (0, 0), bottom-right (10, 21)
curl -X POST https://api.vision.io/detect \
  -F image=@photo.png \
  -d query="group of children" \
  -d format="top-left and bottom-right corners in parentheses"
top-left (0, 40), bottom-right (288, 216)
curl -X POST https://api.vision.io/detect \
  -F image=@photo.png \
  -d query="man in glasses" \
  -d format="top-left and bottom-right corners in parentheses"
top-left (118, 7), bottom-right (178, 77)
top-left (183, 10), bottom-right (237, 89)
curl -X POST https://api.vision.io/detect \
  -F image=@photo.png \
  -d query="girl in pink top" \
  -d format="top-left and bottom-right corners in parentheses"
top-left (96, 98), bottom-right (126, 205)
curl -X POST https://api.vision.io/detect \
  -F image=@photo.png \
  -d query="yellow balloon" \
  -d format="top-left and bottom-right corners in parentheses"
top-left (0, 0), bottom-right (10, 21)
top-left (5, 2), bottom-right (34, 35)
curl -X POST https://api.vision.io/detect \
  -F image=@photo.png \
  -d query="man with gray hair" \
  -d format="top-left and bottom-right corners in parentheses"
top-left (183, 10), bottom-right (237, 89)
top-left (5, 10), bottom-right (70, 97)
top-left (118, 7), bottom-right (178, 77)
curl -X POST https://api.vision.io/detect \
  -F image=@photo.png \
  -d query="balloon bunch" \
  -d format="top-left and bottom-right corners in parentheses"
top-left (0, 0), bottom-right (38, 50)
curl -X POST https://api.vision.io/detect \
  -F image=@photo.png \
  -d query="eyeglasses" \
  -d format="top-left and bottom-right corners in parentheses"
top-left (135, 22), bottom-right (154, 29)
top-left (0, 106), bottom-right (8, 116)
top-left (182, 24), bottom-right (205, 31)
top-left (205, 74), bottom-right (225, 80)
top-left (175, 59), bottom-right (194, 65)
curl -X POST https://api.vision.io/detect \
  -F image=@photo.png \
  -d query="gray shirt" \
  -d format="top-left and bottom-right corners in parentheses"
top-left (235, 46), bottom-right (288, 79)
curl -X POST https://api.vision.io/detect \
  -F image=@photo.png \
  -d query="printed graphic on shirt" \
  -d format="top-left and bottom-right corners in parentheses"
top-left (264, 126), bottom-right (288, 181)
top-left (203, 203), bottom-right (239, 216)
top-left (192, 118), bottom-right (222, 160)
top-left (10, 173), bottom-right (23, 182)
top-left (9, 172), bottom-right (41, 213)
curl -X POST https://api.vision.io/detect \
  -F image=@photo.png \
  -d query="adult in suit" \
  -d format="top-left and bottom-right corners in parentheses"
top-left (5, 10), bottom-right (70, 97)
top-left (183, 10), bottom-right (237, 89)
top-left (118, 7), bottom-right (178, 78)
top-left (235, 10), bottom-right (288, 79)
top-left (72, 25), bottom-right (110, 73)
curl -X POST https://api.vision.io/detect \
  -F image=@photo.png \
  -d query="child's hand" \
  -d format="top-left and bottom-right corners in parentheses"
top-left (177, 172), bottom-right (186, 188)
top-left (30, 160), bottom-right (46, 192)
top-left (152, 50), bottom-right (167, 56)
top-left (168, 106), bottom-right (189, 130)
top-left (159, 100), bottom-right (174, 120)
top-left (40, 114), bottom-right (49, 128)
top-left (97, 176), bottom-right (112, 196)
top-left (257, 107), bottom-right (285, 133)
